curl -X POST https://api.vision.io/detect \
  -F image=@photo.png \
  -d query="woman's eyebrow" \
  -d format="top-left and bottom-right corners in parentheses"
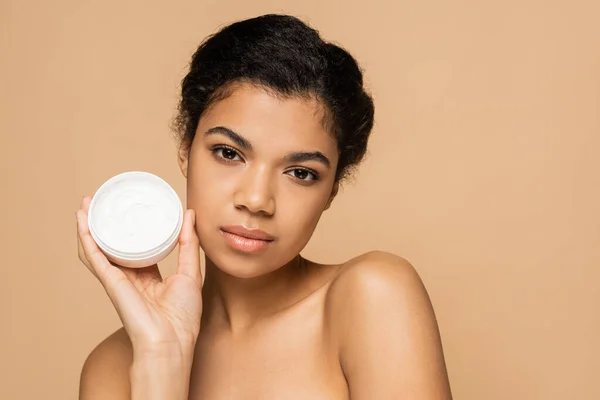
top-left (284, 152), bottom-right (331, 169)
top-left (205, 125), bottom-right (331, 168)
top-left (205, 126), bottom-right (252, 150)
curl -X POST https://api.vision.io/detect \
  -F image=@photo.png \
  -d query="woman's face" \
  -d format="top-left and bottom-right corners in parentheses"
top-left (179, 83), bottom-right (339, 278)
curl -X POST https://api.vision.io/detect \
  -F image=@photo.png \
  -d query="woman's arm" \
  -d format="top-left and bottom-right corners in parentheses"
top-left (129, 346), bottom-right (194, 400)
top-left (327, 251), bottom-right (453, 399)
top-left (79, 328), bottom-right (195, 400)
top-left (76, 197), bottom-right (203, 400)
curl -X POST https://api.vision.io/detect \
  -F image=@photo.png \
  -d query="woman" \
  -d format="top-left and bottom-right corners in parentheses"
top-left (76, 14), bottom-right (452, 399)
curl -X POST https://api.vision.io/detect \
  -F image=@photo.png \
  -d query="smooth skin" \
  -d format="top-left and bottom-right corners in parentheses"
top-left (78, 83), bottom-right (452, 399)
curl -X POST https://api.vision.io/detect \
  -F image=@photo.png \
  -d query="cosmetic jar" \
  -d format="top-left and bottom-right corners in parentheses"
top-left (88, 171), bottom-right (183, 268)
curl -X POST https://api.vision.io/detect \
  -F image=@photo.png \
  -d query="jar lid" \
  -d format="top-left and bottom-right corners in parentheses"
top-left (88, 171), bottom-right (183, 260)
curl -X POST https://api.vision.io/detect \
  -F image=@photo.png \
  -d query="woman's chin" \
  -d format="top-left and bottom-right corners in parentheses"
top-left (220, 266), bottom-right (267, 279)
top-left (206, 252), bottom-right (277, 279)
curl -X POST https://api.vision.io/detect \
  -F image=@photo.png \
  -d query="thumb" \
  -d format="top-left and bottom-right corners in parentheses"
top-left (176, 209), bottom-right (202, 287)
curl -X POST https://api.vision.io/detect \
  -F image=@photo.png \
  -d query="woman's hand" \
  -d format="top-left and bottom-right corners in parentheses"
top-left (76, 195), bottom-right (203, 359)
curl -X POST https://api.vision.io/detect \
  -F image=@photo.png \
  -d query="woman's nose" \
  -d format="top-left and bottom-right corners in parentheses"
top-left (233, 166), bottom-right (276, 216)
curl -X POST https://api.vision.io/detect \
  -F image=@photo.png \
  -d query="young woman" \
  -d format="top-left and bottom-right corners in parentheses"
top-left (76, 14), bottom-right (452, 400)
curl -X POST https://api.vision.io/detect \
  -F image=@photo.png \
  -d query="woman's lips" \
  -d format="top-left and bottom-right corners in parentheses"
top-left (219, 227), bottom-right (274, 254)
top-left (220, 225), bottom-right (275, 241)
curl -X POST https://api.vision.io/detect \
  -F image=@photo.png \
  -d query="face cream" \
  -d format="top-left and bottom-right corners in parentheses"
top-left (88, 171), bottom-right (183, 268)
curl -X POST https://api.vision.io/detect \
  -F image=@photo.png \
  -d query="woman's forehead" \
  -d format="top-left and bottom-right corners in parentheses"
top-left (198, 84), bottom-right (337, 153)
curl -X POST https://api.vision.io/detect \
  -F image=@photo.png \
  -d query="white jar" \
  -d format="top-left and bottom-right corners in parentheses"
top-left (88, 171), bottom-right (183, 268)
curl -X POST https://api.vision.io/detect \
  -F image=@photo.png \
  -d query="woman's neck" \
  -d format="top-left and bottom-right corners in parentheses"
top-left (200, 255), bottom-right (309, 334)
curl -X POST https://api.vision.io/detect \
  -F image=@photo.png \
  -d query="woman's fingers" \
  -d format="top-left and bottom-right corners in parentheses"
top-left (78, 196), bottom-right (124, 277)
top-left (76, 196), bottom-right (145, 316)
top-left (77, 229), bottom-right (97, 279)
top-left (176, 209), bottom-right (202, 288)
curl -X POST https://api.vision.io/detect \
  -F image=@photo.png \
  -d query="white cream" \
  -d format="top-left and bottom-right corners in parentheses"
top-left (88, 172), bottom-right (182, 261)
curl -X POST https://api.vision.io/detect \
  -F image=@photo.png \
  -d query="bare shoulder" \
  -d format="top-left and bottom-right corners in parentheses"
top-left (324, 251), bottom-right (452, 398)
top-left (324, 250), bottom-right (432, 335)
top-left (79, 327), bottom-right (132, 400)
top-left (326, 250), bottom-right (426, 309)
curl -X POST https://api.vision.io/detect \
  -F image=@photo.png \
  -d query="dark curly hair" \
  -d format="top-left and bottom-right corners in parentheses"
top-left (172, 14), bottom-right (375, 184)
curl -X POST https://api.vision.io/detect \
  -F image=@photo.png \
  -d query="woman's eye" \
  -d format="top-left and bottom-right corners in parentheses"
top-left (287, 168), bottom-right (318, 181)
top-left (213, 146), bottom-right (242, 161)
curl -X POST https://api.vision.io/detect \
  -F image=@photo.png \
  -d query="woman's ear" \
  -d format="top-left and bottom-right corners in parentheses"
top-left (178, 145), bottom-right (190, 178)
top-left (324, 181), bottom-right (339, 211)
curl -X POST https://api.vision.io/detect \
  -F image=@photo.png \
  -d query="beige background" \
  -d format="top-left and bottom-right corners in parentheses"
top-left (1, 0), bottom-right (599, 399)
